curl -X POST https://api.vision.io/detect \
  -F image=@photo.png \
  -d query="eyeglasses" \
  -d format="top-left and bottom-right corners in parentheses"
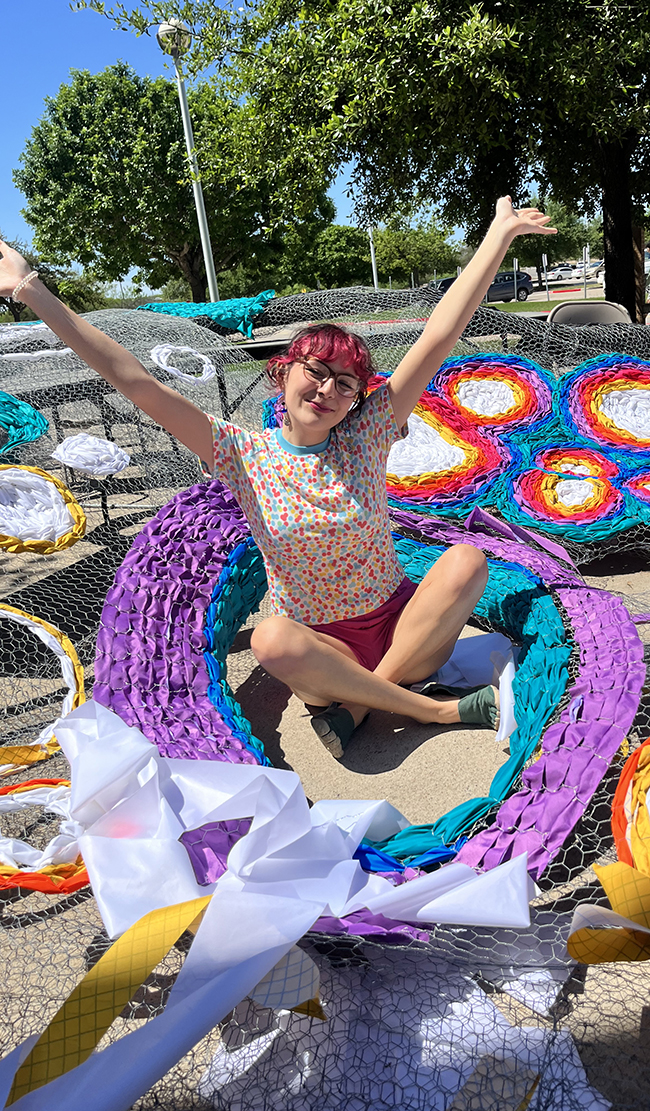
top-left (298, 359), bottom-right (361, 398)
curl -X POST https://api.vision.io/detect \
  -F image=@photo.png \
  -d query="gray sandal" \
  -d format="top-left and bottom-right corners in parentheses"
top-left (310, 703), bottom-right (368, 759)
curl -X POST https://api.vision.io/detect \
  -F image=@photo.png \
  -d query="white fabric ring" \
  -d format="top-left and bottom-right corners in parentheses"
top-left (150, 344), bottom-right (217, 383)
top-left (0, 605), bottom-right (84, 771)
top-left (0, 467), bottom-right (74, 543)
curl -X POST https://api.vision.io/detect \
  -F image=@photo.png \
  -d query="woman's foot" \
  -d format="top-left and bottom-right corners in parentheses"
top-left (310, 702), bottom-right (369, 759)
top-left (419, 682), bottom-right (500, 730)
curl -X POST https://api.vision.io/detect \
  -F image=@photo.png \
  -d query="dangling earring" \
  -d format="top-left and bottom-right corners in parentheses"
top-left (279, 397), bottom-right (292, 431)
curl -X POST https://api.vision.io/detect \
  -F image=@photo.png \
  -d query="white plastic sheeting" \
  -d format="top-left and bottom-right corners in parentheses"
top-left (0, 701), bottom-right (537, 1111)
top-left (199, 946), bottom-right (610, 1111)
top-left (455, 378), bottom-right (517, 417)
top-left (0, 784), bottom-right (81, 871)
top-left (410, 631), bottom-right (517, 746)
top-left (51, 433), bottom-right (130, 477)
top-left (387, 413), bottom-right (466, 477)
top-left (600, 387), bottom-right (650, 439)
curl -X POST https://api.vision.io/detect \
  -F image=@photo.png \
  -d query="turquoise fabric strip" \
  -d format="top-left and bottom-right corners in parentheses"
top-left (372, 535), bottom-right (571, 861)
top-left (203, 538), bottom-right (270, 764)
top-left (0, 390), bottom-right (48, 454)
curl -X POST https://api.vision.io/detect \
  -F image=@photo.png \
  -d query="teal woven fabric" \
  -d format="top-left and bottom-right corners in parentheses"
top-left (137, 290), bottom-right (275, 339)
top-left (0, 390), bottom-right (48, 454)
top-left (204, 537), bottom-right (270, 764)
top-left (372, 535), bottom-right (570, 861)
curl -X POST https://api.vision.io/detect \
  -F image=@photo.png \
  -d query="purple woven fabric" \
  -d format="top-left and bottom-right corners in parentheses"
top-left (181, 819), bottom-right (253, 885)
top-left (390, 506), bottom-right (646, 879)
top-left (94, 480), bottom-right (260, 763)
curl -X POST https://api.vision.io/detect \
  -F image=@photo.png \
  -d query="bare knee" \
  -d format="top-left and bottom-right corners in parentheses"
top-left (250, 616), bottom-right (308, 672)
top-left (434, 544), bottom-right (488, 594)
top-left (451, 544), bottom-right (488, 583)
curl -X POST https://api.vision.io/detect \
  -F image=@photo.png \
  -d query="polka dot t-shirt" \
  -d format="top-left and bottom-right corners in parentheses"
top-left (203, 385), bottom-right (407, 624)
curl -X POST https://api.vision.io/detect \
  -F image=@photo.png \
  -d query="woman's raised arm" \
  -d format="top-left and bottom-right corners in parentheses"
top-left (387, 198), bottom-right (556, 429)
top-left (0, 241), bottom-right (215, 465)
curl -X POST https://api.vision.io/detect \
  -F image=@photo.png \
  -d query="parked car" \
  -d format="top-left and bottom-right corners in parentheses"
top-left (434, 276), bottom-right (457, 293)
top-left (485, 271), bottom-right (534, 302)
top-left (546, 265), bottom-right (575, 281)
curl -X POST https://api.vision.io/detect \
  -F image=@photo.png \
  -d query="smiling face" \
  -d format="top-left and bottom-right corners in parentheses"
top-left (281, 355), bottom-right (362, 444)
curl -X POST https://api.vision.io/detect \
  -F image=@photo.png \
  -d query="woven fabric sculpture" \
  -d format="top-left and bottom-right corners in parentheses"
top-left (0, 465), bottom-right (86, 553)
top-left (94, 481), bottom-right (268, 764)
top-left (0, 779), bottom-right (89, 894)
top-left (136, 290), bottom-right (275, 339)
top-left (95, 480), bottom-right (644, 943)
top-left (0, 389), bottom-right (48, 455)
top-left (265, 353), bottom-right (650, 547)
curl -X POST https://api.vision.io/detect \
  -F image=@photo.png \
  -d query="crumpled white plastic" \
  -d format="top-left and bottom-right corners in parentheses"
top-left (0, 347), bottom-right (73, 361)
top-left (150, 343), bottom-right (217, 383)
top-left (0, 701), bottom-right (536, 1111)
top-left (199, 950), bottom-right (610, 1111)
top-left (0, 468), bottom-right (74, 542)
top-left (387, 413), bottom-right (466, 477)
top-left (51, 433), bottom-right (130, 478)
top-left (410, 632), bottom-right (517, 745)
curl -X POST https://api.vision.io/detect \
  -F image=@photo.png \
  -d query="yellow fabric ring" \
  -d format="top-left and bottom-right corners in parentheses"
top-left (0, 605), bottom-right (84, 770)
top-left (538, 474), bottom-right (605, 517)
top-left (0, 465), bottom-right (86, 554)
top-left (7, 894), bottom-right (211, 1104)
top-left (589, 382), bottom-right (650, 446)
top-left (566, 862), bottom-right (650, 964)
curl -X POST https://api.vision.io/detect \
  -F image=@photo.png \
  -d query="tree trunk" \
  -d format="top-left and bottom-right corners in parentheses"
top-left (175, 243), bottom-right (207, 302)
top-left (600, 138), bottom-right (640, 322)
top-left (0, 298), bottom-right (24, 322)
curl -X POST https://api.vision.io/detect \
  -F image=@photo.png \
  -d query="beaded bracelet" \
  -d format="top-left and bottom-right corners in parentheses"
top-left (11, 271), bottom-right (38, 300)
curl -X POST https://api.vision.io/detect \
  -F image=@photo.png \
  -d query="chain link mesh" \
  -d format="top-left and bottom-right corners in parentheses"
top-left (0, 291), bottom-right (649, 1108)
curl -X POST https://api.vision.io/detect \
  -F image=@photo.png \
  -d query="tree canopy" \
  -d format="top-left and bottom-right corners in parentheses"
top-left (14, 61), bottom-right (334, 301)
top-left (78, 0), bottom-right (650, 318)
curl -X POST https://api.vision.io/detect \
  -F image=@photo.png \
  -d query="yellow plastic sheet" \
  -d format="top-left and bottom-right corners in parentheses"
top-left (567, 862), bottom-right (650, 964)
top-left (6, 894), bottom-right (210, 1105)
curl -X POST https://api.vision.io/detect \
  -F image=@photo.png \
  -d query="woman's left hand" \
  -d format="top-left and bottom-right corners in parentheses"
top-left (493, 196), bottom-right (557, 239)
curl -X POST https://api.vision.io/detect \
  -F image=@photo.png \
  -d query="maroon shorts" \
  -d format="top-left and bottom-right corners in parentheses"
top-left (309, 577), bottom-right (418, 672)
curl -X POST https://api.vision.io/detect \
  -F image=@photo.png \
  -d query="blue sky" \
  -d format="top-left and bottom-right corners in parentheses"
top-left (1, 0), bottom-right (355, 248)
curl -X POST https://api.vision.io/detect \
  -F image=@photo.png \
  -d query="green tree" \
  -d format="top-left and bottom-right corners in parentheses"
top-left (0, 234), bottom-right (107, 321)
top-left (374, 223), bottom-right (459, 285)
top-left (14, 62), bottom-right (333, 302)
top-left (114, 0), bottom-right (644, 318)
top-left (73, 1), bottom-right (650, 315)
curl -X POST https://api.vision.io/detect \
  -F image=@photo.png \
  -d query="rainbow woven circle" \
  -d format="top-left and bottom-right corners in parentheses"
top-left (558, 354), bottom-right (650, 450)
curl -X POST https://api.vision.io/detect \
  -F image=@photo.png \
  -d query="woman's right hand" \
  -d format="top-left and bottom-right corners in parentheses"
top-left (0, 240), bottom-right (35, 298)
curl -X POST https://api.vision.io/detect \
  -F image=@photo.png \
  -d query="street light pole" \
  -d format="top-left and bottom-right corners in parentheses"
top-left (157, 21), bottom-right (220, 302)
top-left (368, 227), bottom-right (379, 291)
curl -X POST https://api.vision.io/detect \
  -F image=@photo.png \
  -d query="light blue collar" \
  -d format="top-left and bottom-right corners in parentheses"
top-left (275, 428), bottom-right (331, 456)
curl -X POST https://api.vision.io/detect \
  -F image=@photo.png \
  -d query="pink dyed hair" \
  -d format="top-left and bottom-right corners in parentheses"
top-left (265, 323), bottom-right (377, 409)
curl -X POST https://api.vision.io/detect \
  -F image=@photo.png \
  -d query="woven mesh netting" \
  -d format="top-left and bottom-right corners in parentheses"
top-left (0, 291), bottom-right (649, 1109)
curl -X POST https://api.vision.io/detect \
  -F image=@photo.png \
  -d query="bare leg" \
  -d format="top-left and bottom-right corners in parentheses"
top-left (250, 617), bottom-right (463, 725)
top-left (339, 544), bottom-right (489, 724)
